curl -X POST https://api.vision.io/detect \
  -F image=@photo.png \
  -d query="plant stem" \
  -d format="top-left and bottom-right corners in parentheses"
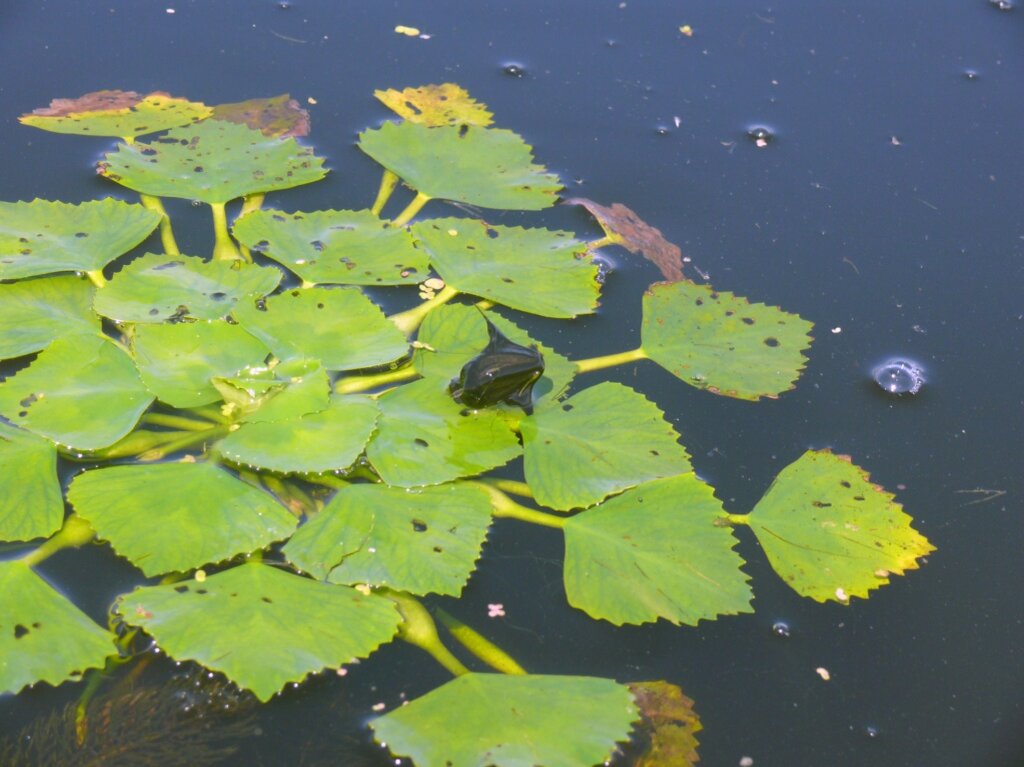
top-left (481, 478), bottom-right (534, 499)
top-left (72, 429), bottom-right (182, 461)
top-left (474, 483), bottom-right (567, 529)
top-left (21, 515), bottom-right (95, 567)
top-left (261, 475), bottom-right (313, 518)
top-left (587, 235), bottom-right (616, 250)
top-left (335, 365), bottom-right (419, 395)
top-left (141, 412), bottom-right (219, 431)
top-left (391, 191), bottom-right (432, 227)
top-left (389, 284), bottom-right (459, 336)
top-left (139, 425), bottom-right (231, 461)
top-left (370, 169), bottom-right (400, 216)
top-left (307, 474), bottom-right (349, 490)
top-left (434, 608), bottom-right (526, 675)
top-left (85, 270), bottom-right (107, 288)
top-left (720, 512), bottom-right (750, 526)
top-left (383, 590), bottom-right (469, 677)
top-left (139, 194), bottom-right (180, 255)
top-left (185, 404), bottom-right (231, 424)
top-left (239, 193), bottom-right (265, 217)
top-left (573, 346), bottom-right (648, 375)
top-left (210, 202), bottom-right (244, 261)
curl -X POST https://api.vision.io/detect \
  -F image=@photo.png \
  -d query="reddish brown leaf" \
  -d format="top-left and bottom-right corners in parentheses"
top-left (627, 680), bottom-right (702, 766)
top-left (210, 94), bottom-right (311, 138)
top-left (25, 89), bottom-right (153, 117)
top-left (566, 198), bottom-right (684, 282)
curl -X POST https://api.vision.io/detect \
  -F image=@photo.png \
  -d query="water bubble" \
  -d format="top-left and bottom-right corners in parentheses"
top-left (654, 125), bottom-right (671, 136)
top-left (746, 125), bottom-right (775, 147)
top-left (963, 69), bottom-right (980, 80)
top-left (771, 620), bottom-right (791, 638)
top-left (989, 0), bottom-right (1013, 9)
top-left (502, 63), bottom-right (525, 78)
top-left (872, 359), bottom-right (925, 395)
top-left (190, 199), bottom-right (202, 207)
top-left (864, 725), bottom-right (881, 739)
top-left (277, 1), bottom-right (291, 8)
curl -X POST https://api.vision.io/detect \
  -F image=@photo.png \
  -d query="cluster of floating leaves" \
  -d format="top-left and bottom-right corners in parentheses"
top-left (0, 84), bottom-right (934, 767)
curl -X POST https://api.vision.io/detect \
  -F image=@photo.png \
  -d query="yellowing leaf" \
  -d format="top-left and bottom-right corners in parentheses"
top-left (20, 90), bottom-right (211, 139)
top-left (375, 84), bottom-right (494, 127)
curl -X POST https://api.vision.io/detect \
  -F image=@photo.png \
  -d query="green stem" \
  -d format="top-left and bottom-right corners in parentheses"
top-left (139, 194), bottom-right (180, 255)
top-left (240, 193), bottom-right (265, 216)
top-left (371, 169), bottom-right (400, 216)
top-left (335, 365), bottom-right (419, 395)
top-left (481, 478), bottom-right (534, 499)
top-left (384, 590), bottom-right (469, 677)
top-left (474, 483), bottom-right (567, 529)
top-left (435, 608), bottom-right (526, 675)
top-left (85, 270), bottom-right (107, 288)
top-left (141, 413), bottom-right (219, 431)
top-left (307, 474), bottom-right (350, 490)
top-left (720, 512), bottom-right (750, 526)
top-left (391, 191), bottom-right (432, 227)
top-left (139, 425), bottom-right (232, 461)
top-left (587, 235), bottom-right (616, 250)
top-left (210, 202), bottom-right (244, 262)
top-left (261, 475), bottom-right (313, 518)
top-left (389, 284), bottom-right (459, 336)
top-left (72, 429), bottom-right (184, 461)
top-left (573, 346), bottom-right (648, 375)
top-left (21, 515), bottom-right (95, 567)
top-left (185, 404), bottom-right (231, 425)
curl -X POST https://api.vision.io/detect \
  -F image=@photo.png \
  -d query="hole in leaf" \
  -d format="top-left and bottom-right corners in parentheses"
top-left (411, 519), bottom-right (428, 532)
top-left (13, 624), bottom-right (29, 639)
top-left (763, 337), bottom-right (780, 347)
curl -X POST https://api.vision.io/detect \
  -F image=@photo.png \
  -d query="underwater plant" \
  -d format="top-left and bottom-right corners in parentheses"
top-left (0, 85), bottom-right (934, 766)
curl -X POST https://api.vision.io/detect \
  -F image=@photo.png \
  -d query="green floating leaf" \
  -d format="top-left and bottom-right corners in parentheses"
top-left (117, 562), bottom-right (401, 702)
top-left (0, 560), bottom-right (115, 695)
top-left (284, 482), bottom-right (492, 596)
top-left (412, 218), bottom-right (598, 318)
top-left (563, 474), bottom-right (753, 626)
top-left (641, 281), bottom-right (813, 401)
top-left (372, 673), bottom-right (638, 767)
top-left (0, 337), bottom-right (153, 450)
top-left (232, 286), bottom-right (408, 371)
top-left (358, 121), bottom-right (562, 210)
top-left (210, 94), bottom-right (310, 138)
top-left (94, 253), bottom-right (281, 323)
top-left (367, 378), bottom-right (521, 487)
top-left (0, 423), bottom-right (63, 542)
top-left (374, 83), bottom-right (494, 127)
top-left (0, 198), bottom-right (160, 280)
top-left (745, 450), bottom-right (935, 602)
top-left (98, 120), bottom-right (327, 204)
top-left (218, 394), bottom-right (378, 473)
top-left (133, 321), bottom-right (270, 408)
top-left (238, 360), bottom-right (331, 423)
top-left (627, 681), bottom-right (703, 767)
top-left (0, 275), bottom-right (99, 360)
top-left (413, 303), bottom-right (576, 405)
top-left (19, 90), bottom-right (211, 138)
top-left (67, 462), bottom-right (297, 577)
top-left (233, 208), bottom-right (428, 286)
top-left (522, 382), bottom-right (692, 511)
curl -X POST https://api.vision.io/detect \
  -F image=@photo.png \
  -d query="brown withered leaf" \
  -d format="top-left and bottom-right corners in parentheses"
top-left (627, 680), bottom-right (702, 766)
top-left (374, 83), bottom-right (493, 127)
top-left (27, 89), bottom-right (149, 116)
top-left (566, 198), bottom-right (684, 282)
top-left (19, 90), bottom-right (211, 139)
top-left (211, 94), bottom-right (311, 138)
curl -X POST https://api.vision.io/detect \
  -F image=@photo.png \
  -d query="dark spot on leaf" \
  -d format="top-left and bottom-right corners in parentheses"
top-left (272, 214), bottom-right (286, 222)
top-left (433, 546), bottom-right (443, 553)
top-left (310, 240), bottom-right (324, 252)
top-left (414, 438), bottom-right (429, 448)
top-left (763, 337), bottom-right (780, 347)
top-left (695, 298), bottom-right (703, 306)
top-left (290, 290), bottom-right (300, 297)
top-left (17, 411), bottom-right (27, 418)
top-left (174, 585), bottom-right (189, 593)
top-left (458, 124), bottom-right (469, 138)
top-left (650, 449), bottom-right (660, 456)
top-left (261, 596), bottom-right (273, 603)
top-left (153, 260), bottom-right (183, 271)
top-left (193, 166), bottom-right (204, 173)
top-left (19, 393), bottom-right (39, 408)
top-left (317, 303), bottom-right (325, 309)
top-left (149, 308), bottom-right (160, 315)
top-left (742, 317), bottom-right (755, 325)
top-left (13, 624), bottom-right (29, 639)
top-left (812, 500), bottom-right (832, 508)
top-left (210, 292), bottom-right (226, 301)
top-left (853, 495), bottom-right (865, 501)
top-left (501, 277), bottom-right (514, 283)
top-left (196, 589), bottom-right (208, 594)
top-left (562, 403), bottom-right (574, 411)
top-left (74, 232), bottom-right (88, 238)
top-left (255, 298), bottom-right (267, 311)
top-left (840, 480), bottom-right (852, 488)
top-left (411, 519), bottom-right (428, 532)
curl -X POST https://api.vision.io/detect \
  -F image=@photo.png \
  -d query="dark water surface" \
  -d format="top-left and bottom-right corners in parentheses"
top-left (1, 2), bottom-right (1022, 765)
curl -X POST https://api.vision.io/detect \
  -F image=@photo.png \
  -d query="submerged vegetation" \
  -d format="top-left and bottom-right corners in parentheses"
top-left (0, 85), bottom-right (934, 765)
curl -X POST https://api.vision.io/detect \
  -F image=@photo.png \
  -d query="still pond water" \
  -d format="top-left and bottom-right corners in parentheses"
top-left (1, 2), bottom-right (1022, 765)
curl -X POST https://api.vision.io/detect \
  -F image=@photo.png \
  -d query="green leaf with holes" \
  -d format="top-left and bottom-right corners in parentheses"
top-left (358, 122), bottom-right (562, 210)
top-left (371, 673), bottom-right (639, 767)
top-left (0, 336), bottom-right (153, 450)
top-left (98, 120), bottom-right (327, 203)
top-left (0, 560), bottom-right (116, 695)
top-left (218, 394), bottom-right (378, 473)
top-left (94, 252), bottom-right (281, 323)
top-left (233, 208), bottom-right (427, 285)
top-left (0, 275), bottom-right (100, 360)
top-left (0, 198), bottom-right (160, 280)
top-left (132, 321), bottom-right (270, 408)
top-left (413, 303), bottom-right (576, 405)
top-left (116, 562), bottom-right (401, 702)
top-left (744, 450), bottom-right (935, 603)
top-left (367, 378), bottom-right (520, 487)
top-left (20, 90), bottom-right (211, 138)
top-left (232, 286), bottom-right (408, 370)
top-left (563, 474), bottom-right (753, 626)
top-left (283, 482), bottom-right (492, 596)
top-left (0, 423), bottom-right (63, 542)
top-left (521, 382), bottom-right (692, 511)
top-left (641, 281), bottom-right (813, 401)
top-left (411, 218), bottom-right (598, 318)
top-left (67, 462), bottom-right (297, 577)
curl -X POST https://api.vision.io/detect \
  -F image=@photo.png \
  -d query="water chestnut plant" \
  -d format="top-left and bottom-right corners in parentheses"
top-left (0, 85), bottom-right (934, 766)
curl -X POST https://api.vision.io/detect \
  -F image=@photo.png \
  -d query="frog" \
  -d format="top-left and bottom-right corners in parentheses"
top-left (448, 316), bottom-right (545, 414)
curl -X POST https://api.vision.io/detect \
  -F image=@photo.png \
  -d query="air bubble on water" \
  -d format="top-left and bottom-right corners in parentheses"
top-left (872, 359), bottom-right (925, 395)
top-left (654, 125), bottom-right (671, 136)
top-left (989, 0), bottom-right (1013, 10)
top-left (502, 63), bottom-right (525, 78)
top-left (190, 199), bottom-right (202, 207)
top-left (746, 124), bottom-right (775, 147)
top-left (864, 725), bottom-right (881, 739)
top-left (771, 620), bottom-right (791, 638)
top-left (963, 69), bottom-right (980, 80)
